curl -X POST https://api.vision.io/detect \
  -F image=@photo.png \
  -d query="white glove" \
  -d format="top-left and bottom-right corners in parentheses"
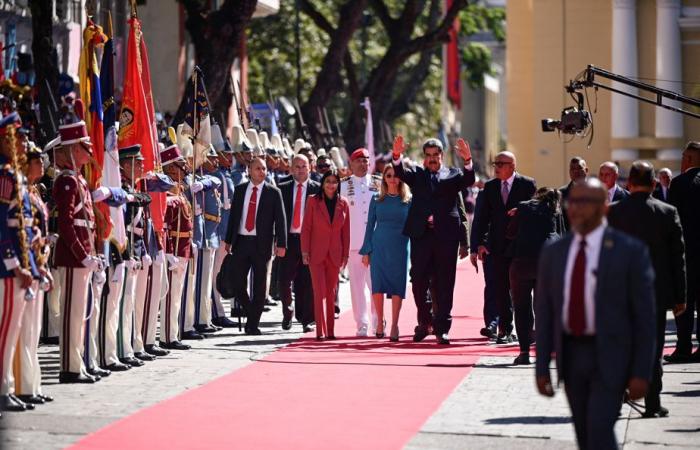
top-left (142, 254), bottom-right (153, 267)
top-left (92, 270), bottom-right (106, 285)
top-left (191, 181), bottom-right (204, 193)
top-left (191, 243), bottom-right (198, 253)
top-left (81, 256), bottom-right (101, 272)
top-left (166, 254), bottom-right (179, 270)
top-left (126, 194), bottom-right (136, 203)
top-left (92, 186), bottom-right (112, 203)
top-left (195, 206), bottom-right (202, 216)
top-left (48, 234), bottom-right (58, 245)
top-left (124, 259), bottom-right (141, 271)
top-left (155, 250), bottom-right (165, 265)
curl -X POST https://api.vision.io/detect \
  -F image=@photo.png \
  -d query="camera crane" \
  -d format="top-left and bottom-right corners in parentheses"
top-left (542, 64), bottom-right (700, 145)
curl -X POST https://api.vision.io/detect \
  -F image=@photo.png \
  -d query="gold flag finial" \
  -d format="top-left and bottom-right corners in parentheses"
top-left (130, 0), bottom-right (138, 18)
top-left (106, 10), bottom-right (113, 38)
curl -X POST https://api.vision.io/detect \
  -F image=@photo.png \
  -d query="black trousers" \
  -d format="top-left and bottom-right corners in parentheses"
top-left (278, 234), bottom-right (314, 326)
top-left (482, 254), bottom-right (499, 329)
top-left (491, 253), bottom-right (513, 335)
top-left (675, 256), bottom-right (699, 354)
top-left (563, 336), bottom-right (624, 450)
top-left (509, 257), bottom-right (537, 352)
top-left (646, 305), bottom-right (668, 411)
top-left (230, 235), bottom-right (272, 330)
top-left (410, 230), bottom-right (458, 335)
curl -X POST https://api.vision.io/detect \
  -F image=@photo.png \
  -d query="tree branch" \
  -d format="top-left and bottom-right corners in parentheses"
top-left (343, 51), bottom-right (360, 105)
top-left (368, 0), bottom-right (397, 37)
top-left (405, 0), bottom-right (467, 55)
top-left (299, 0), bottom-right (335, 35)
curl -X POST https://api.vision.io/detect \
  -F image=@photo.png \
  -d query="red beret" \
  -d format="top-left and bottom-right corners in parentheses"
top-left (350, 148), bottom-right (369, 161)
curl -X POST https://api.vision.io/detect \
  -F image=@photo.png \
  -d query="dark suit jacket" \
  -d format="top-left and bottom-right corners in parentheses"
top-left (224, 181), bottom-right (287, 254)
top-left (608, 193), bottom-right (686, 310)
top-left (457, 192), bottom-right (470, 249)
top-left (394, 161), bottom-right (475, 241)
top-left (669, 167), bottom-right (700, 254)
top-left (559, 180), bottom-right (576, 231)
top-left (278, 179), bottom-right (321, 233)
top-left (611, 185), bottom-right (629, 202)
top-left (535, 227), bottom-right (656, 390)
top-left (505, 199), bottom-right (563, 260)
top-left (652, 184), bottom-right (670, 203)
top-left (470, 174), bottom-right (537, 255)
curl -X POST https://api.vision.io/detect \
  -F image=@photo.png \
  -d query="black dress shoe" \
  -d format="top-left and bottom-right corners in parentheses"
top-left (181, 330), bottom-right (205, 340)
top-left (59, 372), bottom-right (98, 384)
top-left (281, 319), bottom-right (292, 330)
top-left (212, 317), bottom-right (238, 328)
top-left (513, 353), bottom-right (531, 365)
top-left (642, 406), bottom-right (669, 418)
top-left (194, 324), bottom-right (220, 334)
top-left (160, 340), bottom-right (191, 350)
top-left (120, 356), bottom-right (145, 367)
top-left (40, 336), bottom-right (59, 346)
top-left (87, 366), bottom-right (111, 377)
top-left (0, 394), bottom-right (26, 412)
top-left (102, 362), bottom-right (130, 372)
top-left (480, 326), bottom-right (496, 339)
top-left (327, 335), bottom-right (336, 340)
top-left (302, 324), bottom-right (314, 333)
top-left (663, 350), bottom-right (691, 364)
top-left (437, 333), bottom-right (450, 345)
top-left (265, 297), bottom-right (277, 306)
top-left (145, 344), bottom-right (170, 356)
top-left (690, 349), bottom-right (700, 363)
top-left (16, 394), bottom-right (44, 405)
top-left (413, 326), bottom-right (429, 342)
top-left (245, 327), bottom-right (262, 336)
top-left (496, 333), bottom-right (515, 344)
top-left (134, 351), bottom-right (156, 361)
top-left (38, 394), bottom-right (54, 402)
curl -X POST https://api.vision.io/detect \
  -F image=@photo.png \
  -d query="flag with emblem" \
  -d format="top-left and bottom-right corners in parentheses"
top-left (118, 14), bottom-right (165, 231)
top-left (172, 66), bottom-right (211, 170)
top-left (362, 97), bottom-right (376, 175)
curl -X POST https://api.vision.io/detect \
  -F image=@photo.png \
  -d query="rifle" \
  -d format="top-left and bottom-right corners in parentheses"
top-left (332, 111), bottom-right (345, 146)
top-left (293, 97), bottom-right (310, 141)
top-left (231, 73), bottom-right (247, 129)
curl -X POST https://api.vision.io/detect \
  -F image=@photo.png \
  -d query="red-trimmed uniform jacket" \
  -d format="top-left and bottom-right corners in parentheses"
top-left (165, 192), bottom-right (193, 259)
top-left (52, 170), bottom-right (95, 267)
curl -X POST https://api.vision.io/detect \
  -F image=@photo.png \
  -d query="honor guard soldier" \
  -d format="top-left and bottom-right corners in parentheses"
top-left (160, 144), bottom-right (193, 351)
top-left (208, 124), bottom-right (237, 328)
top-left (230, 125), bottom-right (252, 187)
top-left (341, 148), bottom-right (380, 336)
top-left (40, 139), bottom-right (61, 345)
top-left (193, 146), bottom-right (223, 333)
top-left (181, 159), bottom-right (220, 340)
top-left (53, 119), bottom-right (105, 384)
top-left (14, 141), bottom-right (55, 406)
top-left (0, 113), bottom-right (40, 411)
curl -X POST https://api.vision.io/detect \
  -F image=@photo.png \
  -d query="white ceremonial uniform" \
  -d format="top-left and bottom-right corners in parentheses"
top-left (14, 280), bottom-right (43, 396)
top-left (142, 252), bottom-right (166, 347)
top-left (85, 271), bottom-right (106, 370)
top-left (341, 174), bottom-right (378, 334)
top-left (98, 263), bottom-right (125, 367)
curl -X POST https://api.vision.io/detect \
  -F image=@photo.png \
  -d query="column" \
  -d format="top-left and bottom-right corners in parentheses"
top-left (656, 0), bottom-right (683, 161)
top-left (611, 0), bottom-right (640, 161)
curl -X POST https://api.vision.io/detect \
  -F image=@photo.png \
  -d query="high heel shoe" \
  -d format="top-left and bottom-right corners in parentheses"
top-left (390, 325), bottom-right (399, 342)
top-left (376, 319), bottom-right (386, 338)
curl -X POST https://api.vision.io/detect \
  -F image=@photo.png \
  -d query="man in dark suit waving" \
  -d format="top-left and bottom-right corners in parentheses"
top-left (608, 161), bottom-right (686, 418)
top-left (536, 178), bottom-right (656, 450)
top-left (392, 135), bottom-right (475, 345)
top-left (470, 151), bottom-right (536, 343)
top-left (224, 156), bottom-right (287, 335)
top-left (278, 154), bottom-right (320, 331)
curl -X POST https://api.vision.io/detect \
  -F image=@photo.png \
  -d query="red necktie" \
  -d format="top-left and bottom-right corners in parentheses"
top-left (245, 186), bottom-right (258, 232)
top-left (292, 183), bottom-right (303, 230)
top-left (568, 239), bottom-right (587, 336)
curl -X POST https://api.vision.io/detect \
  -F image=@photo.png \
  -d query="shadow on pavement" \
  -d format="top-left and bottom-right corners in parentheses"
top-left (484, 416), bottom-right (571, 425)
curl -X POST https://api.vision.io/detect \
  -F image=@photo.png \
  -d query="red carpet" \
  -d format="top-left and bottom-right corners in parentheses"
top-left (72, 262), bottom-right (513, 449)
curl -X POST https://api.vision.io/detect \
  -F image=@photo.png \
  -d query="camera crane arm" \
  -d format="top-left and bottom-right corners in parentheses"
top-left (571, 64), bottom-right (700, 119)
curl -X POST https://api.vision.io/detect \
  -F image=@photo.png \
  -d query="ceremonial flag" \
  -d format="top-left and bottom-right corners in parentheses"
top-left (100, 16), bottom-right (127, 252)
top-left (172, 66), bottom-right (211, 170)
top-left (118, 16), bottom-right (165, 231)
top-left (78, 20), bottom-right (112, 241)
top-left (446, 0), bottom-right (461, 107)
top-left (362, 97), bottom-right (376, 174)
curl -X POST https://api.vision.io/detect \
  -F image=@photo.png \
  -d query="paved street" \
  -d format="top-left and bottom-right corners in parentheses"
top-left (2, 281), bottom-right (698, 449)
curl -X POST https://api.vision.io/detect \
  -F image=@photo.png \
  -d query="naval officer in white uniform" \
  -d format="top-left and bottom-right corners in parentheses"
top-left (341, 148), bottom-right (380, 336)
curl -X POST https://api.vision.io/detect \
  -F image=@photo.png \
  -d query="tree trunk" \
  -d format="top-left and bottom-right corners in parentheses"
top-left (31, 0), bottom-right (60, 145)
top-left (180, 0), bottom-right (258, 127)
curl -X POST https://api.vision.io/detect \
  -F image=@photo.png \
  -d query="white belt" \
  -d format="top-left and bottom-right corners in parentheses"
top-left (74, 219), bottom-right (95, 229)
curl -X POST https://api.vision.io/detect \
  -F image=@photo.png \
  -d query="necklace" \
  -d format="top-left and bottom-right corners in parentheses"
top-left (387, 193), bottom-right (399, 197)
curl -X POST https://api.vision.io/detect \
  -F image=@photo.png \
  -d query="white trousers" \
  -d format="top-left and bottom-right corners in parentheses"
top-left (0, 277), bottom-right (26, 395)
top-left (85, 272), bottom-right (106, 370)
top-left (211, 245), bottom-right (228, 318)
top-left (137, 258), bottom-right (165, 348)
top-left (57, 267), bottom-right (90, 374)
top-left (162, 262), bottom-right (187, 343)
top-left (42, 267), bottom-right (62, 340)
top-left (14, 281), bottom-right (42, 396)
top-left (195, 248), bottom-right (217, 327)
top-left (182, 253), bottom-right (199, 333)
top-left (347, 250), bottom-right (377, 331)
top-left (118, 266), bottom-right (139, 358)
top-left (98, 264), bottom-right (125, 367)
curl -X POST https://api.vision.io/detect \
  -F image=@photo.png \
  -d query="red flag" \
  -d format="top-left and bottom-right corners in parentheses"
top-left (446, 0), bottom-right (461, 107)
top-left (118, 17), bottom-right (165, 231)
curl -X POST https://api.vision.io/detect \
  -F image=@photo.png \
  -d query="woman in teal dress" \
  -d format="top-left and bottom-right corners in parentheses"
top-left (360, 164), bottom-right (411, 341)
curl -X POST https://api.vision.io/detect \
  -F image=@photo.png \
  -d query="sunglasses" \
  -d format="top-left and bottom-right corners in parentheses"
top-left (317, 163), bottom-right (331, 169)
top-left (384, 174), bottom-right (395, 179)
top-left (491, 161), bottom-right (512, 167)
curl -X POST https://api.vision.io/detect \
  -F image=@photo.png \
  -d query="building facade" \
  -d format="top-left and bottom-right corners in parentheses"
top-left (507, 0), bottom-right (700, 187)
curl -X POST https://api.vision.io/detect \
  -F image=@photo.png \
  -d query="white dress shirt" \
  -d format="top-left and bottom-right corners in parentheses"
top-left (238, 180), bottom-right (265, 236)
top-left (562, 222), bottom-right (605, 335)
top-left (289, 179), bottom-right (308, 234)
top-left (607, 185), bottom-right (617, 203)
top-left (501, 172), bottom-right (516, 196)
